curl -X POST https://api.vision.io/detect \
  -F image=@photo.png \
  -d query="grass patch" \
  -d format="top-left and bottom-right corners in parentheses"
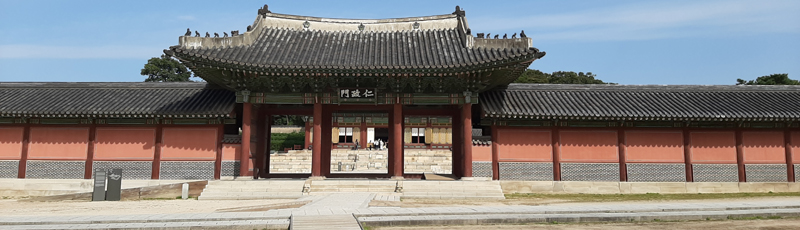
top-left (270, 132), bottom-right (305, 151)
top-left (505, 192), bottom-right (800, 202)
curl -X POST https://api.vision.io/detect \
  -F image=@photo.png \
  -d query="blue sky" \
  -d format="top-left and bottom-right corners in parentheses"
top-left (0, 0), bottom-right (798, 85)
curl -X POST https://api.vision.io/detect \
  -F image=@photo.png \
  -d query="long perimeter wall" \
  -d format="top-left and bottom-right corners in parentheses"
top-left (472, 127), bottom-right (798, 182)
top-left (0, 125), bottom-right (231, 180)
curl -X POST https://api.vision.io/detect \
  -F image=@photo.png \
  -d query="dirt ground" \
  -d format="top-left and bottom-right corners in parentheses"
top-left (0, 199), bottom-right (296, 216)
top-left (371, 218), bottom-right (800, 230)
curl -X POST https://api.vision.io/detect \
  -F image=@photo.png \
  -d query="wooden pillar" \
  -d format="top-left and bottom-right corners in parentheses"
top-left (491, 125), bottom-right (499, 180)
top-left (785, 130), bottom-right (795, 182)
top-left (321, 105), bottom-right (333, 176)
top-left (214, 124), bottom-right (224, 180)
top-left (262, 115), bottom-right (273, 178)
top-left (304, 121), bottom-right (311, 150)
top-left (390, 103), bottom-right (404, 178)
top-left (254, 108), bottom-right (267, 179)
top-left (552, 127), bottom-right (561, 181)
top-left (618, 128), bottom-right (627, 181)
top-left (462, 103), bottom-right (473, 177)
top-left (735, 129), bottom-right (745, 182)
top-left (84, 125), bottom-right (97, 179)
top-left (17, 124), bottom-right (31, 178)
top-left (683, 128), bottom-right (693, 182)
top-left (240, 102), bottom-right (253, 177)
top-left (151, 125), bottom-right (163, 179)
top-left (360, 118), bottom-right (368, 149)
top-left (451, 113), bottom-right (462, 178)
top-left (312, 103), bottom-right (323, 177)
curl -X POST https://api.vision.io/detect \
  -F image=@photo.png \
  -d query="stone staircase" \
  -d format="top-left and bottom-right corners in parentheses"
top-left (308, 180), bottom-right (399, 195)
top-left (401, 180), bottom-right (505, 199)
top-left (197, 180), bottom-right (306, 200)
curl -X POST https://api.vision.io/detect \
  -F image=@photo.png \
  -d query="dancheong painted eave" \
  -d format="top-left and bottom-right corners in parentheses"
top-left (164, 5), bottom-right (545, 87)
top-left (0, 82), bottom-right (235, 118)
top-left (480, 84), bottom-right (800, 122)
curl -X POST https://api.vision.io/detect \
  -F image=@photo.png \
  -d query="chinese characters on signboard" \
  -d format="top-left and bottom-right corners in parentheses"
top-left (339, 89), bottom-right (375, 98)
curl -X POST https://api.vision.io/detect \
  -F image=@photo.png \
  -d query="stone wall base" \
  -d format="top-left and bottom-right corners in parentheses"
top-left (500, 181), bottom-right (800, 194)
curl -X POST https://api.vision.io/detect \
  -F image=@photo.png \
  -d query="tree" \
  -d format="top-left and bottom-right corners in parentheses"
top-left (514, 69), bottom-right (613, 84)
top-left (736, 73), bottom-right (797, 85)
top-left (141, 55), bottom-right (194, 82)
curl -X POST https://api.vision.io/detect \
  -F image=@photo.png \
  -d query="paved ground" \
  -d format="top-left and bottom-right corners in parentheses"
top-left (1, 195), bottom-right (799, 229)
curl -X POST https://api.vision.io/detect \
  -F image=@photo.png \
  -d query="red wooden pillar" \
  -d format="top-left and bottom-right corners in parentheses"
top-left (311, 102), bottom-right (323, 177)
top-left (84, 125), bottom-right (97, 179)
top-left (262, 115), bottom-right (272, 178)
top-left (683, 128), bottom-right (693, 182)
top-left (451, 112), bottom-right (463, 178)
top-left (304, 120), bottom-right (311, 150)
top-left (152, 125), bottom-right (163, 179)
top-left (321, 105), bottom-right (333, 176)
top-left (17, 124), bottom-right (31, 178)
top-left (461, 103), bottom-right (473, 177)
top-left (491, 125), bottom-right (499, 180)
top-left (360, 118), bottom-right (368, 149)
top-left (618, 128), bottom-right (627, 181)
top-left (551, 126), bottom-right (561, 181)
top-left (785, 130), bottom-right (795, 182)
top-left (735, 129), bottom-right (745, 182)
top-left (390, 102), bottom-right (404, 178)
top-left (240, 102), bottom-right (253, 177)
top-left (214, 124), bottom-right (224, 180)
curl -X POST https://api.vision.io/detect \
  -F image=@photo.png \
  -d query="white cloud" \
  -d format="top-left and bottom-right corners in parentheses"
top-left (0, 45), bottom-right (163, 59)
top-left (471, 0), bottom-right (800, 42)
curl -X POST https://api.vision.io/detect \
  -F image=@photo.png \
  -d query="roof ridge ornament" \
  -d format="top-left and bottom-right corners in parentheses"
top-left (413, 22), bottom-right (420, 31)
top-left (303, 20), bottom-right (310, 29)
top-left (520, 30), bottom-right (526, 38)
top-left (358, 23), bottom-right (365, 31)
top-left (258, 4), bottom-right (271, 16)
top-left (453, 5), bottom-right (466, 17)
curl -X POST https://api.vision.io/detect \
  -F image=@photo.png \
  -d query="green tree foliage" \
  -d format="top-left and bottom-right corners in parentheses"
top-left (272, 115), bottom-right (306, 126)
top-left (141, 55), bottom-right (194, 82)
top-left (736, 73), bottom-right (797, 85)
top-left (514, 69), bottom-right (613, 84)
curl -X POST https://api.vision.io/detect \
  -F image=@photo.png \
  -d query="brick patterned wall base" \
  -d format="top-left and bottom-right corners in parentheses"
top-left (92, 161), bottom-right (152, 179)
top-left (627, 163), bottom-right (686, 182)
top-left (745, 164), bottom-right (787, 182)
top-left (159, 161), bottom-right (214, 180)
top-left (472, 161), bottom-right (492, 177)
top-left (796, 164), bottom-right (800, 182)
top-left (693, 164), bottom-right (739, 182)
top-left (0, 161), bottom-right (19, 178)
top-left (221, 161), bottom-right (240, 177)
top-left (25, 161), bottom-right (85, 179)
top-left (561, 163), bottom-right (620, 181)
top-left (499, 162), bottom-right (553, 181)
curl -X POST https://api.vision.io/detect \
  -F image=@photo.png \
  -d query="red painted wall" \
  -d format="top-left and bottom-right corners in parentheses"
top-left (625, 131), bottom-right (684, 163)
top-left (93, 128), bottom-right (156, 161)
top-left (28, 127), bottom-right (89, 160)
top-left (160, 128), bottom-right (217, 161)
top-left (742, 131), bottom-right (785, 164)
top-left (792, 131), bottom-right (800, 164)
top-left (222, 143), bottom-right (241, 161)
top-left (0, 127), bottom-right (23, 160)
top-left (690, 131), bottom-right (737, 164)
top-left (560, 130), bottom-right (618, 163)
top-left (472, 145), bottom-right (491, 161)
top-left (496, 129), bottom-right (551, 162)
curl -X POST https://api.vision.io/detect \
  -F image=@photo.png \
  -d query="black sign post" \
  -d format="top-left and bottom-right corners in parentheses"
top-left (105, 169), bottom-right (123, 201)
top-left (92, 169), bottom-right (106, 201)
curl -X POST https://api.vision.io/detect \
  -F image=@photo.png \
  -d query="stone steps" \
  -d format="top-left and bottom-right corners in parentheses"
top-left (198, 180), bottom-right (306, 200)
top-left (309, 180), bottom-right (399, 194)
top-left (401, 181), bottom-right (505, 200)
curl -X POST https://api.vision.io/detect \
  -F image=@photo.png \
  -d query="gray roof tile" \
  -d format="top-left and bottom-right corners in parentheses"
top-left (481, 84), bottom-right (800, 121)
top-left (0, 82), bottom-right (235, 118)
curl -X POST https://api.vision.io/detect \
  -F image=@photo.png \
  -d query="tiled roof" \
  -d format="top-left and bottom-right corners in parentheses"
top-left (0, 82), bottom-right (235, 118)
top-left (222, 135), bottom-right (242, 144)
top-left (170, 29), bottom-right (542, 71)
top-left (480, 84), bottom-right (800, 122)
top-left (472, 136), bottom-right (491, 146)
